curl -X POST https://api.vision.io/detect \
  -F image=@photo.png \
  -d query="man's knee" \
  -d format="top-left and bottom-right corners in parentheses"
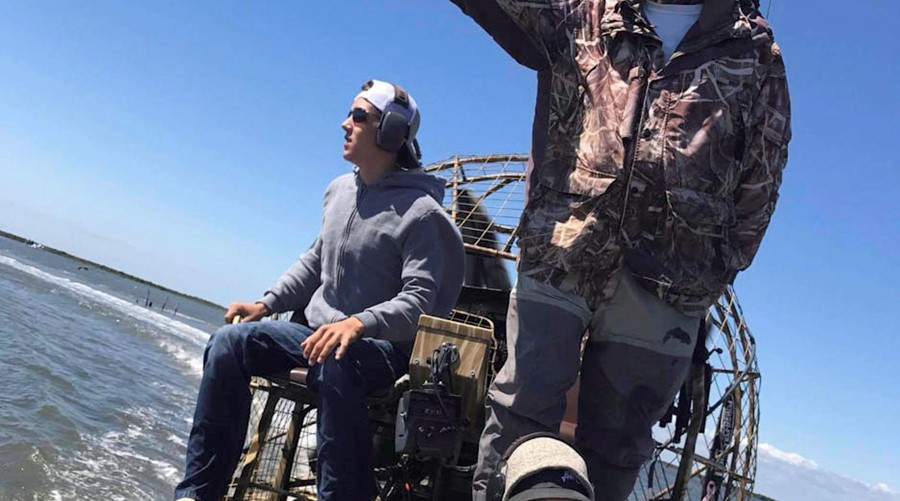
top-left (204, 323), bottom-right (256, 365)
top-left (490, 359), bottom-right (574, 427)
top-left (498, 390), bottom-right (569, 431)
top-left (309, 353), bottom-right (361, 396)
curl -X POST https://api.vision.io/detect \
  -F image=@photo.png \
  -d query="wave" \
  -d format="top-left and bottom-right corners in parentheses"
top-left (167, 433), bottom-right (187, 448)
top-left (0, 254), bottom-right (210, 376)
top-left (39, 424), bottom-right (181, 501)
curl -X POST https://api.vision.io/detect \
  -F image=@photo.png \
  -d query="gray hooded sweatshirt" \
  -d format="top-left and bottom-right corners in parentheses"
top-left (258, 169), bottom-right (464, 346)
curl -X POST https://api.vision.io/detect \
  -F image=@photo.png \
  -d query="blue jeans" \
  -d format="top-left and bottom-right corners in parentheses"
top-left (174, 321), bottom-right (409, 501)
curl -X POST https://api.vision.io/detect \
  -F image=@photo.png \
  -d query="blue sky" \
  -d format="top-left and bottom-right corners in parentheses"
top-left (0, 0), bottom-right (897, 497)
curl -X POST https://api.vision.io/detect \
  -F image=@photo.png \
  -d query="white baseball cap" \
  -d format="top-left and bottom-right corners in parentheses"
top-left (503, 436), bottom-right (595, 501)
top-left (356, 79), bottom-right (420, 141)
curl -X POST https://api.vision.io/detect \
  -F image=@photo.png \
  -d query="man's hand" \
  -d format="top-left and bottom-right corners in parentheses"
top-left (301, 317), bottom-right (365, 365)
top-left (224, 302), bottom-right (269, 324)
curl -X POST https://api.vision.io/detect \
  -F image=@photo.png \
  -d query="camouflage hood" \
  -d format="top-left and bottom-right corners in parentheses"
top-left (451, 0), bottom-right (791, 314)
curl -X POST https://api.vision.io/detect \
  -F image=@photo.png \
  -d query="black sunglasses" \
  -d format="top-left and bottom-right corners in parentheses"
top-left (348, 107), bottom-right (380, 123)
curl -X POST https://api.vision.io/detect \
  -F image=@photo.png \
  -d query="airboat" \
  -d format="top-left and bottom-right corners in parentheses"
top-left (224, 154), bottom-right (761, 501)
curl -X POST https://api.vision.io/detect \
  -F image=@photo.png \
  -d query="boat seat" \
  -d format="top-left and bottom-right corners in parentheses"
top-left (283, 367), bottom-right (409, 405)
top-left (289, 367), bottom-right (308, 385)
top-left (228, 311), bottom-right (494, 500)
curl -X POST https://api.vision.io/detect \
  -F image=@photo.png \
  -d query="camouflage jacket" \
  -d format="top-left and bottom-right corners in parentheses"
top-left (450, 0), bottom-right (791, 315)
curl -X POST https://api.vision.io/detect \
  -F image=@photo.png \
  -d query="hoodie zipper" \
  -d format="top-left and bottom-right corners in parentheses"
top-left (335, 181), bottom-right (367, 296)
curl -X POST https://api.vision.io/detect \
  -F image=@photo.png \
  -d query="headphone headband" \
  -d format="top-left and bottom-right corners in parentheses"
top-left (392, 84), bottom-right (410, 108)
top-left (357, 79), bottom-right (419, 159)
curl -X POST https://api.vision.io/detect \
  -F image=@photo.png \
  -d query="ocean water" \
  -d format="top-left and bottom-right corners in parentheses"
top-left (0, 235), bottom-right (224, 501)
top-left (0, 234), bottom-right (780, 501)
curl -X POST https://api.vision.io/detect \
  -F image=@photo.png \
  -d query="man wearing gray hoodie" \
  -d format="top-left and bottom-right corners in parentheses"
top-left (174, 80), bottom-right (465, 501)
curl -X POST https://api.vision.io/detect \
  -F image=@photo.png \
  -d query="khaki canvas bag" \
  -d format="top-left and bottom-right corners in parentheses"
top-left (408, 313), bottom-right (494, 427)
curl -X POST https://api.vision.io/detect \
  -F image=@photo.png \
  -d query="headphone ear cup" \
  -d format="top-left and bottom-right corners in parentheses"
top-left (376, 112), bottom-right (410, 153)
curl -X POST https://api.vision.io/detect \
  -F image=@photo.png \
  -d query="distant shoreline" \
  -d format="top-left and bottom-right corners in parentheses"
top-left (0, 229), bottom-right (225, 311)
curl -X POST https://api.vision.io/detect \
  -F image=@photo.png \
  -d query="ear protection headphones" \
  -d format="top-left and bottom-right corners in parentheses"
top-left (360, 80), bottom-right (419, 154)
top-left (487, 431), bottom-right (563, 501)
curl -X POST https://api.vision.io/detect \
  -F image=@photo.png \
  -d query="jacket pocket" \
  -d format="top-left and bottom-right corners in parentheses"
top-left (659, 187), bottom-right (735, 297)
top-left (666, 187), bottom-right (734, 236)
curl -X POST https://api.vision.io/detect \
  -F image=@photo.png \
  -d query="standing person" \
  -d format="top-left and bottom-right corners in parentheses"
top-left (173, 80), bottom-right (466, 501)
top-left (447, 1), bottom-right (791, 499)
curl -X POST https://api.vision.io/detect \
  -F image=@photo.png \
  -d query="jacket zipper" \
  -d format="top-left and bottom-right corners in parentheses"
top-left (335, 182), bottom-right (366, 296)
top-left (619, 59), bottom-right (654, 238)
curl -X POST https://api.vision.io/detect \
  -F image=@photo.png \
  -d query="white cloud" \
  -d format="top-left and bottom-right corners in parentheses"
top-left (872, 483), bottom-right (897, 495)
top-left (755, 443), bottom-right (898, 501)
top-left (758, 442), bottom-right (819, 469)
